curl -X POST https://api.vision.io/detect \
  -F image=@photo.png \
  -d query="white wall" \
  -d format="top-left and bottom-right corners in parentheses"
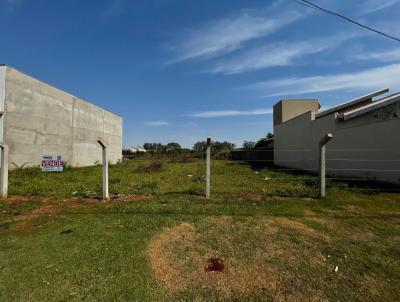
top-left (274, 103), bottom-right (400, 184)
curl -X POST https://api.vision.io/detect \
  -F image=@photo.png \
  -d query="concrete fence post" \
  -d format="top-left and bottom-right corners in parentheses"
top-left (0, 144), bottom-right (8, 198)
top-left (97, 140), bottom-right (109, 201)
top-left (206, 137), bottom-right (211, 199)
top-left (319, 133), bottom-right (333, 198)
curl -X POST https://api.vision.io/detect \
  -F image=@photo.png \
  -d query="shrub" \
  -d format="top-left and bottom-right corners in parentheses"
top-left (214, 150), bottom-right (232, 160)
top-left (136, 161), bottom-right (164, 173)
top-left (169, 153), bottom-right (195, 163)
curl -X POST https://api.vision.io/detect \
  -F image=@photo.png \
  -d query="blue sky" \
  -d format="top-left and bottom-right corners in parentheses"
top-left (1, 0), bottom-right (400, 148)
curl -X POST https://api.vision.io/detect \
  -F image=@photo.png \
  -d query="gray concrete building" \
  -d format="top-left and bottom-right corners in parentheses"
top-left (0, 65), bottom-right (123, 169)
top-left (273, 88), bottom-right (400, 184)
top-left (273, 99), bottom-right (320, 126)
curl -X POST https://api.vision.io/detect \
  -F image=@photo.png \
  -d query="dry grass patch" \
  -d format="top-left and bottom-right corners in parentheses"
top-left (359, 275), bottom-right (393, 301)
top-left (148, 223), bottom-right (202, 292)
top-left (148, 218), bottom-right (330, 300)
top-left (274, 217), bottom-right (331, 243)
top-left (303, 209), bottom-right (381, 243)
top-left (303, 209), bottom-right (332, 227)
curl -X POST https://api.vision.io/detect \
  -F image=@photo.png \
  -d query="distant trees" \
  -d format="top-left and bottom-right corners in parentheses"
top-left (193, 141), bottom-right (207, 152)
top-left (212, 141), bottom-right (235, 153)
top-left (191, 140), bottom-right (235, 159)
top-left (254, 132), bottom-right (274, 149)
top-left (140, 140), bottom-right (237, 157)
top-left (241, 133), bottom-right (274, 150)
top-left (166, 142), bottom-right (181, 152)
top-left (143, 143), bottom-right (165, 152)
top-left (142, 142), bottom-right (182, 153)
top-left (192, 140), bottom-right (235, 153)
top-left (242, 141), bottom-right (255, 150)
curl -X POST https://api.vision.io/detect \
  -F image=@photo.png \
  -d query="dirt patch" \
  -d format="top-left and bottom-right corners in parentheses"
top-left (69, 194), bottom-right (153, 204)
top-left (148, 220), bottom-right (328, 300)
top-left (1, 195), bottom-right (35, 203)
top-left (238, 193), bottom-right (289, 201)
top-left (274, 217), bottom-right (331, 243)
top-left (2, 195), bottom-right (54, 205)
top-left (112, 194), bottom-right (153, 202)
top-left (4, 194), bottom-right (152, 224)
top-left (12, 205), bottom-right (57, 221)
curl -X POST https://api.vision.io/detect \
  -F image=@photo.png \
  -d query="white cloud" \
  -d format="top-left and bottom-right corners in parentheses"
top-left (144, 120), bottom-right (169, 127)
top-left (211, 32), bottom-right (362, 74)
top-left (188, 108), bottom-right (273, 118)
top-left (352, 49), bottom-right (400, 63)
top-left (246, 63), bottom-right (400, 96)
top-left (359, 0), bottom-right (400, 14)
top-left (166, 8), bottom-right (301, 64)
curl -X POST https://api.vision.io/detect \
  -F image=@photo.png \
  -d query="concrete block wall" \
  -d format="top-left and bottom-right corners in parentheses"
top-left (274, 104), bottom-right (400, 184)
top-left (1, 66), bottom-right (122, 169)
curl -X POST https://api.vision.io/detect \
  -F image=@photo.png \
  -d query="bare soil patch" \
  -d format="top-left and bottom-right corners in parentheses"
top-left (238, 193), bottom-right (289, 201)
top-left (12, 204), bottom-right (57, 221)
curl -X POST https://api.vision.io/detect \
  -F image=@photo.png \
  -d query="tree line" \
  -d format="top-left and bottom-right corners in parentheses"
top-left (142, 141), bottom-right (236, 153)
top-left (124, 141), bottom-right (236, 154)
top-left (123, 132), bottom-right (274, 156)
top-left (241, 132), bottom-right (274, 150)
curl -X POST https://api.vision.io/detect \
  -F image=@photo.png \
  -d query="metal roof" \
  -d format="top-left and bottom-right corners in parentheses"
top-left (342, 92), bottom-right (400, 120)
top-left (315, 88), bottom-right (389, 118)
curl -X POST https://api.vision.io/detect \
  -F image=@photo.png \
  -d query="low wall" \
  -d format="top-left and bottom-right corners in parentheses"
top-left (231, 149), bottom-right (273, 164)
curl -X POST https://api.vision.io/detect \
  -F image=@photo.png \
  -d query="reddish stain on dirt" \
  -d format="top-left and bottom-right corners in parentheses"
top-left (205, 257), bottom-right (224, 272)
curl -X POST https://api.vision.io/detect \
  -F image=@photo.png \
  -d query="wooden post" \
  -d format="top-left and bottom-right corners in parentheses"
top-left (206, 137), bottom-right (211, 199)
top-left (319, 134), bottom-right (333, 198)
top-left (97, 140), bottom-right (109, 201)
top-left (0, 144), bottom-right (8, 198)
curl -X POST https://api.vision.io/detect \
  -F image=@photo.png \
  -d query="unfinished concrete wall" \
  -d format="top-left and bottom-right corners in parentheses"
top-left (0, 65), bottom-right (6, 144)
top-left (3, 66), bottom-right (122, 169)
top-left (273, 99), bottom-right (319, 126)
top-left (274, 104), bottom-right (400, 184)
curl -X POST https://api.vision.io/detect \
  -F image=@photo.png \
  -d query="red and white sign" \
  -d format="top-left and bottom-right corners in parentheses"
top-left (41, 155), bottom-right (64, 172)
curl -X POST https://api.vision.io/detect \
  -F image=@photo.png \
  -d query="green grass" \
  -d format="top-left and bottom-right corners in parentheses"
top-left (6, 159), bottom-right (341, 198)
top-left (0, 158), bottom-right (399, 301)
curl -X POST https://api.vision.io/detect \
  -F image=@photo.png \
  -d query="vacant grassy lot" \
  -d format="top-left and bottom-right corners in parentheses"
top-left (0, 158), bottom-right (399, 301)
